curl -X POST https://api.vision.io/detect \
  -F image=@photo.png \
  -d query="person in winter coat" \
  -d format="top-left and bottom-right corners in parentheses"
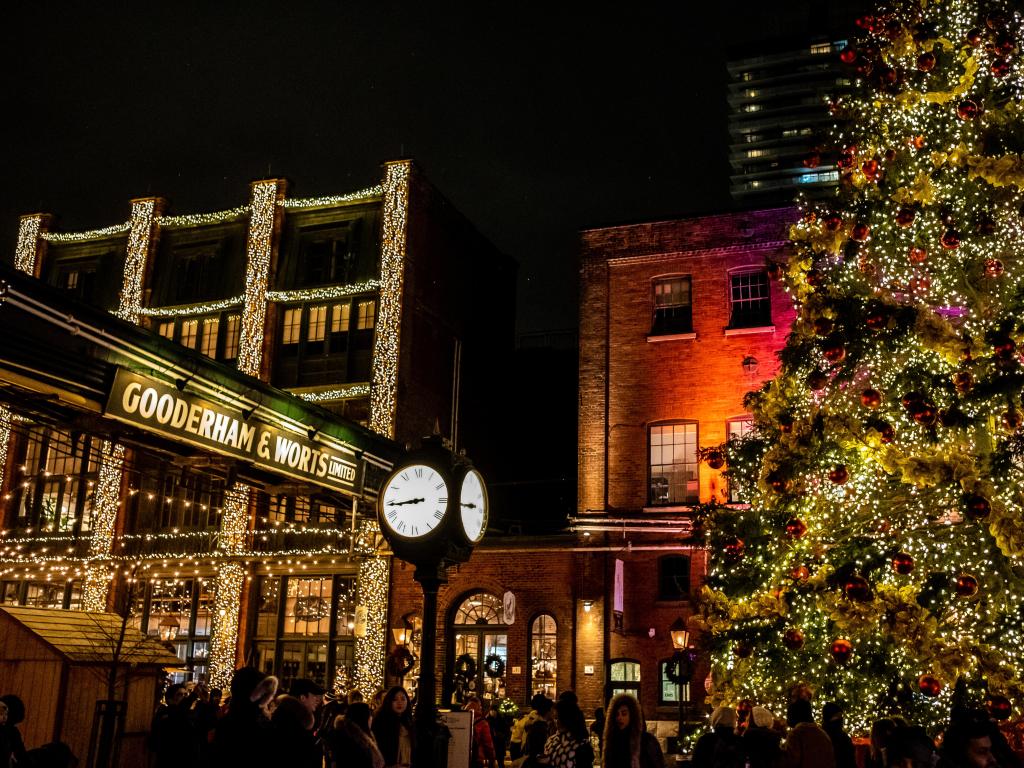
top-left (373, 686), bottom-right (415, 768)
top-left (783, 699), bottom-right (835, 768)
top-left (743, 706), bottom-right (784, 768)
top-left (514, 695), bottom-right (555, 756)
top-left (489, 703), bottom-right (512, 768)
top-left (328, 702), bottom-right (386, 768)
top-left (467, 696), bottom-right (497, 768)
top-left (209, 667), bottom-right (277, 766)
top-left (149, 683), bottom-right (201, 768)
top-left (601, 693), bottom-right (665, 768)
top-left (270, 694), bottom-right (322, 768)
top-left (0, 696), bottom-right (27, 768)
top-left (693, 706), bottom-right (744, 768)
top-left (821, 703), bottom-right (856, 768)
top-left (546, 699), bottom-right (594, 768)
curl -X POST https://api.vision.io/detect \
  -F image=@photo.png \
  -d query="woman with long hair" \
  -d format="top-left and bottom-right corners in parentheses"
top-left (546, 698), bottom-right (594, 768)
top-left (327, 702), bottom-right (385, 768)
top-left (373, 686), bottom-right (416, 768)
top-left (601, 694), bottom-right (664, 768)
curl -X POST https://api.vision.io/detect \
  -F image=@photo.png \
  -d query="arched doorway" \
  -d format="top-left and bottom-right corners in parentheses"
top-left (448, 591), bottom-right (508, 706)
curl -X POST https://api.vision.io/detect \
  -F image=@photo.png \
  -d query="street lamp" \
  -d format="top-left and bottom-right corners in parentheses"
top-left (669, 618), bottom-right (697, 759)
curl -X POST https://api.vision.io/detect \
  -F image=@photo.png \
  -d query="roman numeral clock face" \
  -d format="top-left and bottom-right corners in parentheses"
top-left (380, 464), bottom-right (449, 539)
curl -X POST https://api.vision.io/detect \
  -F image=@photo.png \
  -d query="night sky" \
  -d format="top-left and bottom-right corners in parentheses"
top-left (2, 1), bottom-right (871, 334)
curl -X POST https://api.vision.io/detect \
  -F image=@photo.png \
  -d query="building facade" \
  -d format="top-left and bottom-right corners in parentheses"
top-left (385, 208), bottom-right (797, 746)
top-left (0, 160), bottom-right (514, 701)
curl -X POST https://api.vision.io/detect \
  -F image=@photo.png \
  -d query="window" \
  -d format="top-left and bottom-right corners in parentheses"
top-left (308, 305), bottom-right (328, 342)
top-left (356, 300), bottom-right (376, 330)
top-left (530, 614), bottom-right (558, 698)
top-left (609, 659), bottom-right (641, 699)
top-left (284, 577), bottom-right (333, 636)
top-left (14, 426), bottom-right (100, 533)
top-left (658, 555), bottom-right (691, 600)
top-left (450, 593), bottom-right (508, 706)
top-left (180, 319), bottom-right (199, 350)
top-left (158, 322), bottom-right (174, 340)
top-left (810, 42), bottom-right (833, 54)
top-left (651, 277), bottom-right (692, 335)
top-left (201, 317), bottom-right (219, 358)
top-left (144, 578), bottom-right (214, 683)
top-left (729, 271), bottom-right (771, 328)
top-left (172, 245), bottom-right (219, 303)
top-left (282, 308), bottom-right (302, 346)
top-left (727, 418), bottom-right (755, 503)
top-left (223, 315), bottom-right (240, 359)
top-left (331, 303), bottom-right (351, 333)
top-left (302, 230), bottom-right (354, 285)
top-left (649, 422), bottom-right (699, 505)
top-left (659, 660), bottom-right (691, 705)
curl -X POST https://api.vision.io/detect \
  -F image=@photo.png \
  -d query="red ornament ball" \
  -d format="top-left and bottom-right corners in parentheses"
top-left (724, 537), bottom-right (745, 560)
top-left (733, 641), bottom-right (753, 659)
top-left (901, 391), bottom-right (924, 410)
top-left (851, 222), bottom-right (871, 242)
top-left (865, 308), bottom-right (888, 331)
top-left (966, 28), bottom-right (984, 46)
top-left (862, 159), bottom-right (880, 179)
top-left (791, 565), bottom-right (811, 581)
top-left (767, 471), bottom-right (791, 494)
top-left (917, 51), bottom-right (936, 71)
top-left (878, 422), bottom-right (896, 443)
top-left (844, 575), bottom-right (871, 601)
top-left (785, 518), bottom-right (808, 539)
top-left (892, 552), bottom-right (915, 575)
top-left (919, 674), bottom-right (942, 697)
top-left (956, 100), bottom-right (979, 120)
top-left (955, 573), bottom-right (979, 598)
top-left (964, 494), bottom-right (991, 520)
top-left (822, 339), bottom-right (847, 364)
top-left (896, 207), bottom-right (917, 227)
top-left (993, 336), bottom-right (1016, 359)
top-left (861, 389), bottom-right (882, 409)
top-left (984, 258), bottom-right (1004, 278)
top-left (987, 695), bottom-right (1012, 721)
top-left (908, 245), bottom-right (928, 264)
top-left (830, 638), bottom-right (854, 664)
top-left (783, 628), bottom-right (805, 651)
top-left (824, 214), bottom-right (844, 232)
top-left (911, 402), bottom-right (939, 426)
top-left (828, 465), bottom-right (849, 485)
top-left (839, 47), bottom-right (858, 65)
top-left (992, 59), bottom-right (1011, 77)
top-left (941, 229), bottom-right (962, 249)
top-left (1002, 409), bottom-right (1023, 432)
top-left (807, 370), bottom-right (829, 391)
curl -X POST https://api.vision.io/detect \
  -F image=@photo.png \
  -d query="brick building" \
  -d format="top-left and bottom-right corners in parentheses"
top-left (0, 160), bottom-right (515, 708)
top-left (385, 207), bottom-right (797, 745)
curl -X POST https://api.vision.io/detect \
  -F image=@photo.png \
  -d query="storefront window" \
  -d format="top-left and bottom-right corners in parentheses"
top-left (13, 426), bottom-right (99, 534)
top-left (142, 578), bottom-right (214, 683)
top-left (529, 614), bottom-right (558, 698)
top-left (0, 579), bottom-right (83, 610)
top-left (450, 592), bottom-right (507, 706)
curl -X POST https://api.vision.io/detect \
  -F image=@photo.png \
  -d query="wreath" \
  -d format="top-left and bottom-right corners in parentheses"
top-left (454, 653), bottom-right (477, 680)
top-left (387, 646), bottom-right (416, 678)
top-left (665, 649), bottom-right (697, 684)
top-left (483, 653), bottom-right (506, 679)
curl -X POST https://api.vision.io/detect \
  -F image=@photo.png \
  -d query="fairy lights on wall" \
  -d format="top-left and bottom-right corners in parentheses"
top-left (297, 384), bottom-right (371, 403)
top-left (15, 215), bottom-right (46, 275)
top-left (117, 199), bottom-right (162, 324)
top-left (236, 180), bottom-right (281, 377)
top-left (82, 441), bottom-right (124, 611)
top-left (369, 161), bottom-right (411, 438)
top-left (209, 561), bottom-right (245, 689)
top-left (281, 185), bottom-right (383, 209)
top-left (353, 552), bottom-right (390, 695)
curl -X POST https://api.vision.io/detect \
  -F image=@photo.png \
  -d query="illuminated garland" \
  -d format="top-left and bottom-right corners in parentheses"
top-left (0, 408), bottom-right (10, 516)
top-left (353, 549), bottom-right (389, 695)
top-left (140, 297), bottom-right (244, 317)
top-left (236, 180), bottom-right (280, 377)
top-left (158, 206), bottom-right (251, 229)
top-left (209, 561), bottom-right (245, 689)
top-left (370, 161), bottom-right (411, 437)
top-left (267, 282), bottom-right (381, 302)
top-left (117, 199), bottom-right (161, 324)
top-left (81, 441), bottom-right (124, 611)
top-left (280, 185), bottom-right (383, 209)
top-left (42, 222), bottom-right (130, 242)
top-left (15, 215), bottom-right (46, 274)
top-left (297, 384), bottom-right (371, 402)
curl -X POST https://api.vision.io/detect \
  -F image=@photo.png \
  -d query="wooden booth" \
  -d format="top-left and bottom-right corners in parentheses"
top-left (0, 605), bottom-right (180, 767)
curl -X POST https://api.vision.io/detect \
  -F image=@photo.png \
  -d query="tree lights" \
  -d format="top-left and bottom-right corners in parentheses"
top-left (700, 0), bottom-right (1024, 733)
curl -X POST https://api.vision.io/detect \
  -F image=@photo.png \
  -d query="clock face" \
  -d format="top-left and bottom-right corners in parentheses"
top-left (460, 469), bottom-right (488, 544)
top-left (380, 464), bottom-right (449, 539)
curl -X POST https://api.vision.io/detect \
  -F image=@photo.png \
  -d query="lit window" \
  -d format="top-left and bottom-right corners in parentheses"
top-left (609, 659), bottom-right (641, 699)
top-left (744, 133), bottom-right (763, 143)
top-left (649, 422), bottom-right (698, 505)
top-left (223, 316), bottom-right (240, 359)
top-left (651, 277), bottom-right (692, 335)
top-left (180, 319), bottom-right (198, 350)
top-left (729, 271), bottom-right (771, 328)
top-left (65, 271), bottom-right (79, 290)
top-left (530, 614), bottom-right (558, 699)
top-left (745, 89), bottom-right (760, 98)
top-left (307, 305), bottom-right (328, 343)
top-left (744, 104), bottom-right (761, 113)
top-left (158, 322), bottom-right (175, 340)
top-left (356, 300), bottom-right (376, 330)
top-left (746, 149), bottom-right (769, 159)
top-left (282, 308), bottom-right (302, 345)
top-left (331, 303), bottom-right (351, 333)
top-left (201, 317), bottom-right (219, 358)
top-left (810, 42), bottom-right (833, 54)
top-left (741, 72), bottom-right (753, 82)
top-left (659, 660), bottom-right (691, 705)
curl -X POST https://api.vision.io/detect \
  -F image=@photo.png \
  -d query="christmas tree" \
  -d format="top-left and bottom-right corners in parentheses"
top-left (699, 0), bottom-right (1024, 734)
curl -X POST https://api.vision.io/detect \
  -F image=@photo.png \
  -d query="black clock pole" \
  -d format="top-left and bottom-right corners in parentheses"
top-left (414, 564), bottom-right (449, 768)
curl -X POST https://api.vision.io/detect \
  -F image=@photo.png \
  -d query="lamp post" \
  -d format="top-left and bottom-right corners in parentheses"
top-left (669, 618), bottom-right (697, 759)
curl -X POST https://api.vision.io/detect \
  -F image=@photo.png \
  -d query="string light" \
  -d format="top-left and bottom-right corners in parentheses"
top-left (297, 384), bottom-right (371, 403)
top-left (42, 222), bottom-right (130, 242)
top-left (353, 521), bottom-right (389, 695)
top-left (209, 561), bottom-right (245, 689)
top-left (280, 185), bottom-right (383, 209)
top-left (15, 214), bottom-right (46, 274)
top-left (117, 199), bottom-right (161, 324)
top-left (236, 180), bottom-right (281, 377)
top-left (158, 206), bottom-right (251, 229)
top-left (370, 161), bottom-right (411, 437)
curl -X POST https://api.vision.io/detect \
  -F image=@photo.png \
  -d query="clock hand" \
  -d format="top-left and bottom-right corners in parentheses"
top-left (387, 498), bottom-right (425, 506)
top-left (460, 502), bottom-right (477, 508)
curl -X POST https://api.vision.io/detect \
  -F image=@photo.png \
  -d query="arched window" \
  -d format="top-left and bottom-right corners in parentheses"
top-left (529, 613), bottom-right (558, 698)
top-left (449, 592), bottom-right (507, 706)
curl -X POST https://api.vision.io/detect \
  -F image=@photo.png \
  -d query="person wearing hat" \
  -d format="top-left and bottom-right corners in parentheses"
top-left (693, 706), bottom-right (742, 768)
top-left (290, 678), bottom-right (326, 719)
top-left (743, 707), bottom-right (784, 768)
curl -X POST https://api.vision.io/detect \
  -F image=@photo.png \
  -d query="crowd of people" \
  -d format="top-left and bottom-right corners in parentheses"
top-left (690, 694), bottom-right (1021, 768)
